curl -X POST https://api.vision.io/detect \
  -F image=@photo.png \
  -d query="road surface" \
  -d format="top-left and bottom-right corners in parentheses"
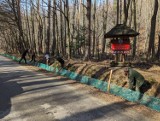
top-left (0, 55), bottom-right (159, 121)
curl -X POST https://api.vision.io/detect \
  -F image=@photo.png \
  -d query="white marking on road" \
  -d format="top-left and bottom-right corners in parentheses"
top-left (41, 103), bottom-right (51, 109)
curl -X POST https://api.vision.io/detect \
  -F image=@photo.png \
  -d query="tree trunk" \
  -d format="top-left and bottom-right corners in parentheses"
top-left (102, 0), bottom-right (109, 55)
top-left (66, 0), bottom-right (71, 59)
top-left (82, 0), bottom-right (86, 56)
top-left (11, 0), bottom-right (25, 52)
top-left (42, 0), bottom-right (47, 53)
top-left (37, 0), bottom-right (43, 54)
top-left (117, 0), bottom-right (119, 24)
top-left (30, 1), bottom-right (36, 53)
top-left (71, 0), bottom-right (76, 56)
top-left (132, 0), bottom-right (137, 58)
top-left (64, 0), bottom-right (67, 55)
top-left (60, 0), bottom-right (64, 55)
top-left (46, 0), bottom-right (51, 53)
top-left (156, 34), bottom-right (160, 59)
top-left (26, 0), bottom-right (32, 51)
top-left (52, 0), bottom-right (56, 55)
top-left (92, 0), bottom-right (96, 57)
top-left (120, 0), bottom-right (122, 24)
top-left (123, 0), bottom-right (131, 25)
top-left (84, 0), bottom-right (91, 60)
top-left (148, 0), bottom-right (158, 58)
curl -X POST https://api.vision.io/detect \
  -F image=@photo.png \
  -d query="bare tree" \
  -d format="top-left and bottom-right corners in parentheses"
top-left (102, 0), bottom-right (109, 56)
top-left (148, 0), bottom-right (159, 58)
top-left (123, 0), bottom-right (131, 25)
top-left (51, 0), bottom-right (57, 55)
top-left (156, 34), bottom-right (160, 59)
top-left (84, 0), bottom-right (91, 60)
top-left (45, 0), bottom-right (51, 53)
top-left (132, 0), bottom-right (137, 58)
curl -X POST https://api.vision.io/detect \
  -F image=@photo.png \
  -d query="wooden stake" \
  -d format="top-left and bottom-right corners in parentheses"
top-left (107, 70), bottom-right (113, 93)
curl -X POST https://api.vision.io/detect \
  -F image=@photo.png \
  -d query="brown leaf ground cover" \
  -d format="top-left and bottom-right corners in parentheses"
top-left (4, 51), bottom-right (160, 99)
top-left (52, 58), bottom-right (160, 98)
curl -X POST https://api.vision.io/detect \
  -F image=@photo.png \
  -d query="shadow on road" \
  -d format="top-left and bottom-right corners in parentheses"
top-left (0, 71), bottom-right (24, 119)
top-left (0, 59), bottom-right (77, 119)
top-left (60, 101), bottom-right (138, 121)
top-left (0, 56), bottom-right (154, 121)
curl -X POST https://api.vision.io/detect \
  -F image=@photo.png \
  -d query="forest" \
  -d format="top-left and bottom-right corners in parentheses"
top-left (1, 0), bottom-right (160, 111)
top-left (1, 0), bottom-right (160, 119)
top-left (0, 0), bottom-right (159, 61)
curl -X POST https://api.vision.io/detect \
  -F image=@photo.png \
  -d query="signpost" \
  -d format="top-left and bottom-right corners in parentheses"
top-left (107, 70), bottom-right (113, 93)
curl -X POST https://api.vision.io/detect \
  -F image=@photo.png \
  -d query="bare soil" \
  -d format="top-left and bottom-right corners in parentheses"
top-left (52, 58), bottom-right (160, 98)
top-left (23, 63), bottom-right (160, 120)
top-left (3, 52), bottom-right (160, 98)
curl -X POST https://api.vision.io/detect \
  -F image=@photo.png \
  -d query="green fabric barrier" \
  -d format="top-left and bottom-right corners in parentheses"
top-left (65, 71), bottom-right (72, 77)
top-left (97, 81), bottom-right (108, 92)
top-left (59, 69), bottom-right (68, 76)
top-left (1, 53), bottom-right (160, 112)
top-left (80, 76), bottom-right (89, 84)
top-left (68, 71), bottom-right (78, 80)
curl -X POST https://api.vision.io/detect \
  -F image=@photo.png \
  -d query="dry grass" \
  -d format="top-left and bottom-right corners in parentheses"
top-left (50, 59), bottom-right (160, 98)
top-left (3, 53), bottom-right (160, 98)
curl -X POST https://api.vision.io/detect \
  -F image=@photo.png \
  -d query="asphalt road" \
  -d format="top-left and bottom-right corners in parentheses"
top-left (0, 55), bottom-right (159, 121)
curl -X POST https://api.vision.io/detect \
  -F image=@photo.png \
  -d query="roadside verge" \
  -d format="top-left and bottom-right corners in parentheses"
top-left (1, 53), bottom-right (160, 112)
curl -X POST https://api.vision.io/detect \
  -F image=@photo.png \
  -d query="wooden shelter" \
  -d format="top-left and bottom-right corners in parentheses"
top-left (104, 24), bottom-right (139, 62)
top-left (104, 24), bottom-right (139, 38)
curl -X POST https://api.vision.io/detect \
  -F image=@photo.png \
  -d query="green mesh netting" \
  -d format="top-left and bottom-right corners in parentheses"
top-left (1, 53), bottom-right (160, 112)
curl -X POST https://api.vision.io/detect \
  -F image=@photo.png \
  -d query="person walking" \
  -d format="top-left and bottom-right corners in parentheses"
top-left (30, 52), bottom-right (36, 63)
top-left (19, 49), bottom-right (29, 64)
top-left (44, 53), bottom-right (50, 65)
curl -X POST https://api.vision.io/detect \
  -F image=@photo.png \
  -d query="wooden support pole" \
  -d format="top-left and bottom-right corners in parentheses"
top-left (107, 69), bottom-right (113, 93)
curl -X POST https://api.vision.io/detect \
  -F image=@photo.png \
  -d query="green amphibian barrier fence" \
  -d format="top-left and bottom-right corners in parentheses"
top-left (1, 53), bottom-right (160, 112)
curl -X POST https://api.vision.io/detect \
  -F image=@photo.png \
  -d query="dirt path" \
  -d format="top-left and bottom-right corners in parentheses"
top-left (0, 55), bottom-right (160, 121)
